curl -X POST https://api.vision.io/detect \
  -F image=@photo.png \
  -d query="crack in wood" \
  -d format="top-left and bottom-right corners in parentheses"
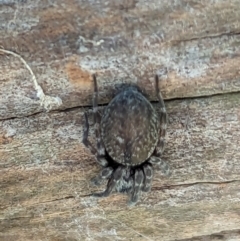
top-left (153, 179), bottom-right (240, 191)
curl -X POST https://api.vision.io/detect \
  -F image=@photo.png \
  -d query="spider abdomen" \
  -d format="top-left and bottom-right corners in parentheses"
top-left (101, 87), bottom-right (159, 166)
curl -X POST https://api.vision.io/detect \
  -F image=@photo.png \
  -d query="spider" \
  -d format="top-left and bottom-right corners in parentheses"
top-left (83, 74), bottom-right (170, 205)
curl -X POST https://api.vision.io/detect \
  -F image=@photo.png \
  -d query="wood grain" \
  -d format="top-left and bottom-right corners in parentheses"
top-left (1, 0), bottom-right (240, 240)
top-left (1, 0), bottom-right (240, 118)
top-left (1, 93), bottom-right (240, 241)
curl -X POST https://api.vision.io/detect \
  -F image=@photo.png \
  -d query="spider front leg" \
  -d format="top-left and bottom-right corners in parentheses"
top-left (93, 166), bottom-right (124, 197)
top-left (155, 74), bottom-right (167, 156)
top-left (92, 74), bottom-right (108, 167)
top-left (150, 75), bottom-right (171, 176)
top-left (82, 112), bottom-right (96, 154)
top-left (82, 112), bottom-right (107, 167)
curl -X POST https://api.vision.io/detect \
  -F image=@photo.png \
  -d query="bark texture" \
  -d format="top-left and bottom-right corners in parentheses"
top-left (0, 0), bottom-right (240, 240)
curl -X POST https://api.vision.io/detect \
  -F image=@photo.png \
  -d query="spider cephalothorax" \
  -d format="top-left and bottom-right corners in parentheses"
top-left (83, 74), bottom-right (170, 205)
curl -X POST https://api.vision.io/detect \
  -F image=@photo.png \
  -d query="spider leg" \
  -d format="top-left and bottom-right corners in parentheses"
top-left (155, 74), bottom-right (167, 156)
top-left (128, 169), bottom-right (144, 206)
top-left (92, 166), bottom-right (124, 197)
top-left (82, 112), bottom-right (97, 154)
top-left (91, 166), bottom-right (114, 186)
top-left (92, 74), bottom-right (102, 151)
top-left (149, 156), bottom-right (171, 177)
top-left (142, 163), bottom-right (153, 192)
top-left (151, 75), bottom-right (171, 176)
top-left (92, 74), bottom-right (108, 166)
top-left (82, 112), bottom-right (107, 167)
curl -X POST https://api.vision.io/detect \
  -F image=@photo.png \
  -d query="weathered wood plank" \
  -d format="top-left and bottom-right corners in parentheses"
top-left (1, 0), bottom-right (240, 118)
top-left (1, 93), bottom-right (240, 240)
top-left (1, 0), bottom-right (240, 240)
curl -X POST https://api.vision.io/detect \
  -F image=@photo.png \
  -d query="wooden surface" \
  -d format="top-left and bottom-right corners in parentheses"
top-left (1, 0), bottom-right (240, 240)
top-left (1, 0), bottom-right (240, 118)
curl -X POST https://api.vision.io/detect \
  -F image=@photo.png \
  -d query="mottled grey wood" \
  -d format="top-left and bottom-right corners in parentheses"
top-left (1, 0), bottom-right (240, 118)
top-left (1, 0), bottom-right (240, 240)
top-left (1, 93), bottom-right (240, 241)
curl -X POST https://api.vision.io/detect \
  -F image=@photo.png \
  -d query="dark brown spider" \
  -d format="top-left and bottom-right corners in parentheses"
top-left (83, 74), bottom-right (170, 205)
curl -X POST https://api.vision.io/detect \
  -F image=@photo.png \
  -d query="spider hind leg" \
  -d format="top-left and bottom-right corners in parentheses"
top-left (128, 169), bottom-right (144, 206)
top-left (92, 166), bottom-right (124, 197)
top-left (142, 163), bottom-right (153, 192)
top-left (149, 156), bottom-right (171, 177)
top-left (91, 166), bottom-right (114, 186)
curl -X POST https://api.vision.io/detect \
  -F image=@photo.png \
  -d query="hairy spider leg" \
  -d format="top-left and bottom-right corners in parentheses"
top-left (155, 74), bottom-right (167, 155)
top-left (82, 112), bottom-right (96, 154)
top-left (141, 163), bottom-right (153, 192)
top-left (88, 75), bottom-right (112, 188)
top-left (83, 109), bottom-right (108, 167)
top-left (92, 74), bottom-right (108, 167)
top-left (128, 169), bottom-right (144, 205)
top-left (89, 75), bottom-right (115, 190)
top-left (91, 166), bottom-right (114, 186)
top-left (149, 75), bottom-right (171, 176)
top-left (82, 75), bottom-right (108, 167)
top-left (93, 166), bottom-right (124, 197)
top-left (148, 156), bottom-right (171, 176)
